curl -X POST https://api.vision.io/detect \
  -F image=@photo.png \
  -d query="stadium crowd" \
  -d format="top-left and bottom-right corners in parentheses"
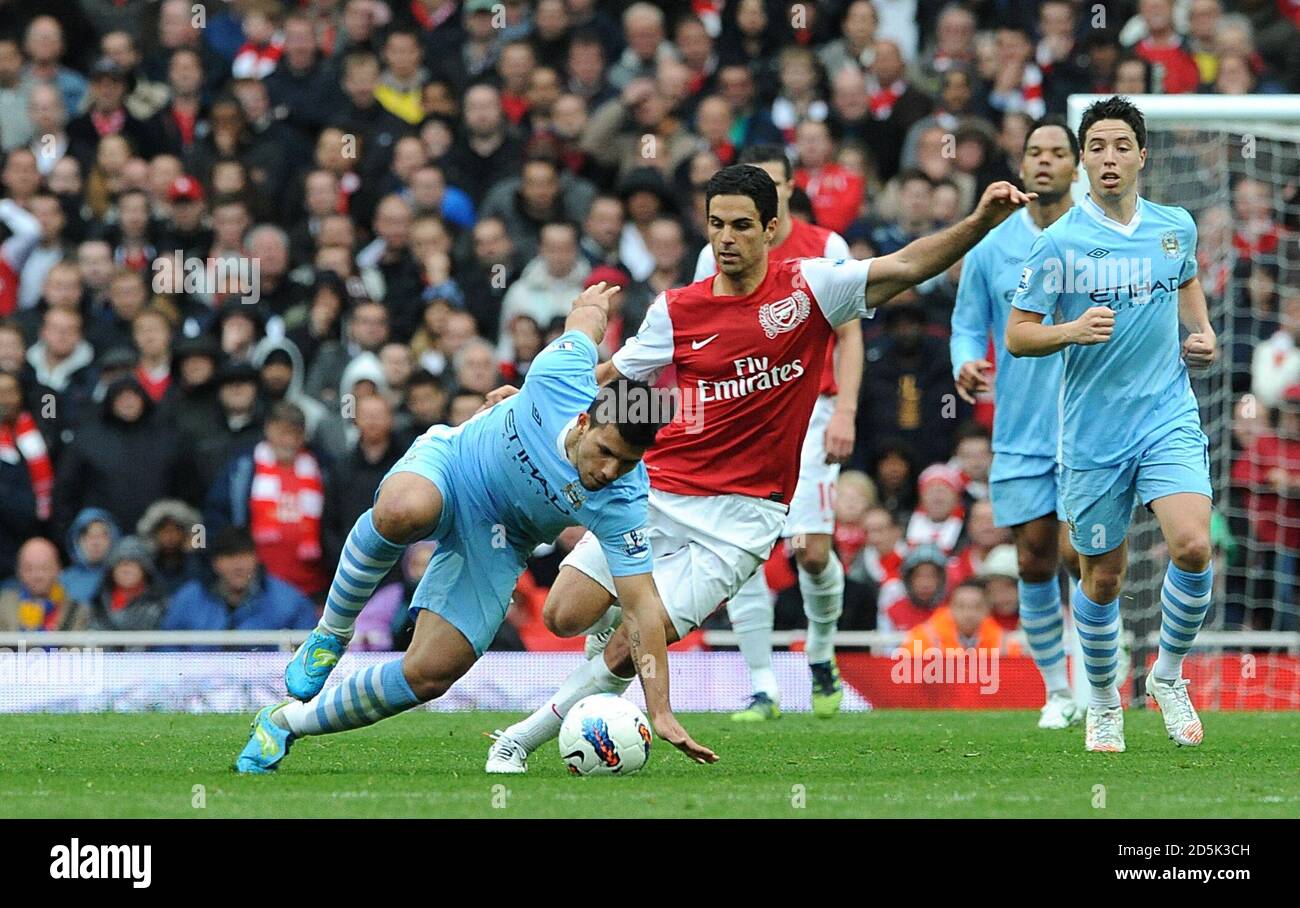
top-left (0, 0), bottom-right (1297, 644)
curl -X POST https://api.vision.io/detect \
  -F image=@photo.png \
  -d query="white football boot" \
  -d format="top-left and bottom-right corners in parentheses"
top-left (1038, 691), bottom-right (1084, 729)
top-left (1145, 670), bottom-right (1204, 747)
top-left (1085, 706), bottom-right (1126, 752)
top-left (484, 730), bottom-right (529, 774)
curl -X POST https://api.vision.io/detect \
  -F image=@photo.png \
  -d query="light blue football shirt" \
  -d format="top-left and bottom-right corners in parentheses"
top-left (1011, 194), bottom-right (1200, 470)
top-left (452, 330), bottom-right (654, 577)
top-left (951, 208), bottom-right (1062, 466)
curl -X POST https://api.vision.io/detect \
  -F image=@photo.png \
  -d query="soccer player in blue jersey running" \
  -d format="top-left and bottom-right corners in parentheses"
top-left (951, 115), bottom-right (1085, 731)
top-left (1007, 96), bottom-right (1216, 753)
top-left (236, 282), bottom-right (718, 772)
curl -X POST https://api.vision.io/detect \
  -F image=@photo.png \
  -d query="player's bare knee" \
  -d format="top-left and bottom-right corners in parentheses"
top-left (798, 549), bottom-right (830, 575)
top-left (793, 535), bottom-right (831, 575)
top-left (542, 598), bottom-right (583, 637)
top-left (1170, 534), bottom-right (1211, 572)
top-left (401, 653), bottom-right (454, 702)
top-left (1017, 546), bottom-right (1055, 584)
top-left (374, 484), bottom-right (438, 544)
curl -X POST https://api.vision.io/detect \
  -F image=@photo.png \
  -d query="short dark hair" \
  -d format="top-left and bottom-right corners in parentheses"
top-left (1079, 95), bottom-right (1147, 150)
top-left (407, 368), bottom-right (445, 392)
top-left (587, 378), bottom-right (673, 449)
top-left (1024, 114), bottom-right (1080, 163)
top-left (951, 577), bottom-right (989, 600)
top-left (705, 164), bottom-right (778, 228)
top-left (1114, 55), bottom-right (1153, 94)
top-left (211, 526), bottom-right (256, 559)
top-left (955, 421), bottom-right (992, 445)
top-left (897, 168), bottom-right (934, 190)
top-left (738, 143), bottom-right (792, 180)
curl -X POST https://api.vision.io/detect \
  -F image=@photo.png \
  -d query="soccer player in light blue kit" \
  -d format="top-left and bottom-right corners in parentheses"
top-left (236, 282), bottom-right (718, 772)
top-left (951, 115), bottom-right (1085, 731)
top-left (1007, 97), bottom-right (1217, 753)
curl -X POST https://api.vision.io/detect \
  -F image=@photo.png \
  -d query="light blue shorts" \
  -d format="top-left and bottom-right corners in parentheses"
top-left (989, 453), bottom-right (1066, 529)
top-left (1059, 422), bottom-right (1212, 557)
top-left (379, 427), bottom-right (527, 656)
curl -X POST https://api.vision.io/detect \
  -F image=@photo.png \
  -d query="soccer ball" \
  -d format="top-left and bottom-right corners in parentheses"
top-left (558, 694), bottom-right (653, 776)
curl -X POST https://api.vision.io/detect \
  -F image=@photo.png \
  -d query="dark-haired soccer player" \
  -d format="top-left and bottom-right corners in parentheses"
top-left (952, 115), bottom-right (1088, 730)
top-left (235, 282), bottom-right (713, 771)
top-left (694, 144), bottom-right (863, 722)
top-left (485, 164), bottom-right (1035, 772)
top-left (1008, 96), bottom-right (1216, 753)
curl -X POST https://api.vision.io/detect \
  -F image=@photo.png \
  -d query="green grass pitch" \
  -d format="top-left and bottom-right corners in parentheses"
top-left (3, 710), bottom-right (1298, 818)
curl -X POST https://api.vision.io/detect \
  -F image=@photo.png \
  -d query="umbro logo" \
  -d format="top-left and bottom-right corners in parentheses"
top-left (1087, 248), bottom-right (1110, 258)
top-left (691, 333), bottom-right (719, 350)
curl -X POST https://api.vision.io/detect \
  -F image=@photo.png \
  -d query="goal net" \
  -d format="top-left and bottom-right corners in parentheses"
top-left (1067, 95), bottom-right (1300, 706)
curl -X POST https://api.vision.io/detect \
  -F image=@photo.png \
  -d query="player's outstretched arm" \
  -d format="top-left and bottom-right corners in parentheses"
top-left (866, 182), bottom-right (1036, 308)
top-left (611, 571), bottom-right (718, 765)
top-left (1178, 277), bottom-right (1217, 370)
top-left (1006, 305), bottom-right (1114, 357)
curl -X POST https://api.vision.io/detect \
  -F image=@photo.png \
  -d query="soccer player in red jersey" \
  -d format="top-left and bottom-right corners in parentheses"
top-left (694, 144), bottom-right (862, 722)
top-left (486, 165), bottom-right (1035, 772)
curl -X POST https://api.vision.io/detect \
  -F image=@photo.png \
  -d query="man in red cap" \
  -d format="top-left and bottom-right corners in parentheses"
top-left (159, 175), bottom-right (212, 262)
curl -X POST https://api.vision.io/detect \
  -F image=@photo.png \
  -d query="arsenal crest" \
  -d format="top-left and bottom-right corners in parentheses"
top-left (1160, 230), bottom-right (1181, 259)
top-left (758, 290), bottom-right (811, 339)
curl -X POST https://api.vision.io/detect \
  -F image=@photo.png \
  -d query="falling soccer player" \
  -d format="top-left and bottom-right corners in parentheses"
top-left (1007, 96), bottom-right (1216, 753)
top-left (236, 281), bottom-right (716, 772)
top-left (483, 164), bottom-right (1036, 773)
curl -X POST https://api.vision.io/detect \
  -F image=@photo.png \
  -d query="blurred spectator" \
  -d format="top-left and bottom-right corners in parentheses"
top-left (22, 17), bottom-right (87, 120)
top-left (183, 360), bottom-right (264, 495)
top-left (832, 470), bottom-right (878, 569)
top-left (162, 526), bottom-right (317, 634)
top-left (877, 542), bottom-right (949, 632)
top-left (59, 506), bottom-right (120, 604)
top-left (323, 392), bottom-right (402, 569)
top-left (947, 499), bottom-right (1009, 586)
top-left (952, 422), bottom-right (993, 504)
top-left (442, 83), bottom-right (524, 207)
top-left (859, 302), bottom-right (967, 469)
top-left (1252, 287), bottom-right (1300, 409)
top-left (793, 119), bottom-right (864, 234)
top-left (305, 298), bottom-right (390, 404)
top-left (977, 543), bottom-right (1022, 631)
top-left (86, 534), bottom-right (168, 631)
top-left (1125, 0), bottom-right (1201, 93)
top-left (53, 376), bottom-right (185, 542)
top-left (907, 463), bottom-right (966, 554)
top-left (354, 540), bottom-right (437, 650)
top-left (498, 221), bottom-right (589, 353)
top-left (480, 154), bottom-right (596, 265)
top-left (0, 197), bottom-right (41, 318)
top-left (0, 536), bottom-right (86, 631)
top-left (205, 401), bottom-right (329, 600)
top-left (253, 336), bottom-right (346, 462)
top-left (897, 578), bottom-right (1021, 655)
top-left (135, 499), bottom-right (202, 597)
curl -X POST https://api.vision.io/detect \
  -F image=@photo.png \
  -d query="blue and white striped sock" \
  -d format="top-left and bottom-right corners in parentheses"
top-left (1072, 582), bottom-right (1121, 709)
top-left (1152, 563), bottom-right (1212, 682)
top-left (321, 509), bottom-right (406, 640)
top-left (1019, 578), bottom-right (1069, 695)
top-left (275, 660), bottom-right (421, 737)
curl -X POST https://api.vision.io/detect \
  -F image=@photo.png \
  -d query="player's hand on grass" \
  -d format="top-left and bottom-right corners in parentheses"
top-left (824, 408), bottom-right (855, 464)
top-left (654, 712), bottom-right (719, 764)
top-left (955, 358), bottom-right (993, 404)
top-left (1182, 331), bottom-right (1217, 371)
top-left (478, 384), bottom-right (521, 412)
top-left (1069, 306), bottom-right (1115, 346)
top-left (972, 181), bottom-right (1037, 229)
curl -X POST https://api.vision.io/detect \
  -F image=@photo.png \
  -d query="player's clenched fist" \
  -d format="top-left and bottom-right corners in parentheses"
top-left (1070, 306), bottom-right (1115, 345)
top-left (1181, 331), bottom-right (1217, 370)
top-left (955, 358), bottom-right (993, 404)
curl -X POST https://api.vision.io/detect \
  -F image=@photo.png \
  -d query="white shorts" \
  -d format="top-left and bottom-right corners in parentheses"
top-left (562, 487), bottom-right (788, 638)
top-left (784, 395), bottom-right (840, 538)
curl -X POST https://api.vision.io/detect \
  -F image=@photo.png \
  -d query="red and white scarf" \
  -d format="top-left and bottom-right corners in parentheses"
top-left (248, 441), bottom-right (323, 562)
top-left (0, 413), bottom-right (53, 520)
top-left (232, 35), bottom-right (285, 80)
top-left (867, 78), bottom-right (906, 120)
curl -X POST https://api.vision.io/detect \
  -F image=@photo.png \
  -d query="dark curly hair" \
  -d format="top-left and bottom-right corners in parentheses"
top-left (704, 164), bottom-right (779, 228)
top-left (1078, 95), bottom-right (1147, 150)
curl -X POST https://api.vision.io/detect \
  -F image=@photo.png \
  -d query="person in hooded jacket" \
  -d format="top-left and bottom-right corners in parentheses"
top-left (251, 334), bottom-right (348, 462)
top-left (58, 506), bottom-right (120, 604)
top-left (135, 498), bottom-right (204, 597)
top-left (52, 375), bottom-right (185, 544)
top-left (87, 534), bottom-right (169, 633)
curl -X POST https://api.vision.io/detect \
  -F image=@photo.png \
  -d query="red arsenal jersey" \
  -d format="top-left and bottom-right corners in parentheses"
top-left (614, 256), bottom-right (873, 503)
top-left (694, 218), bottom-right (852, 396)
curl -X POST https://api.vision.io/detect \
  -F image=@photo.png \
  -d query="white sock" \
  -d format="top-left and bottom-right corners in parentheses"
top-left (505, 654), bottom-right (633, 752)
top-left (800, 555), bottom-right (844, 665)
top-left (726, 570), bottom-right (778, 701)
